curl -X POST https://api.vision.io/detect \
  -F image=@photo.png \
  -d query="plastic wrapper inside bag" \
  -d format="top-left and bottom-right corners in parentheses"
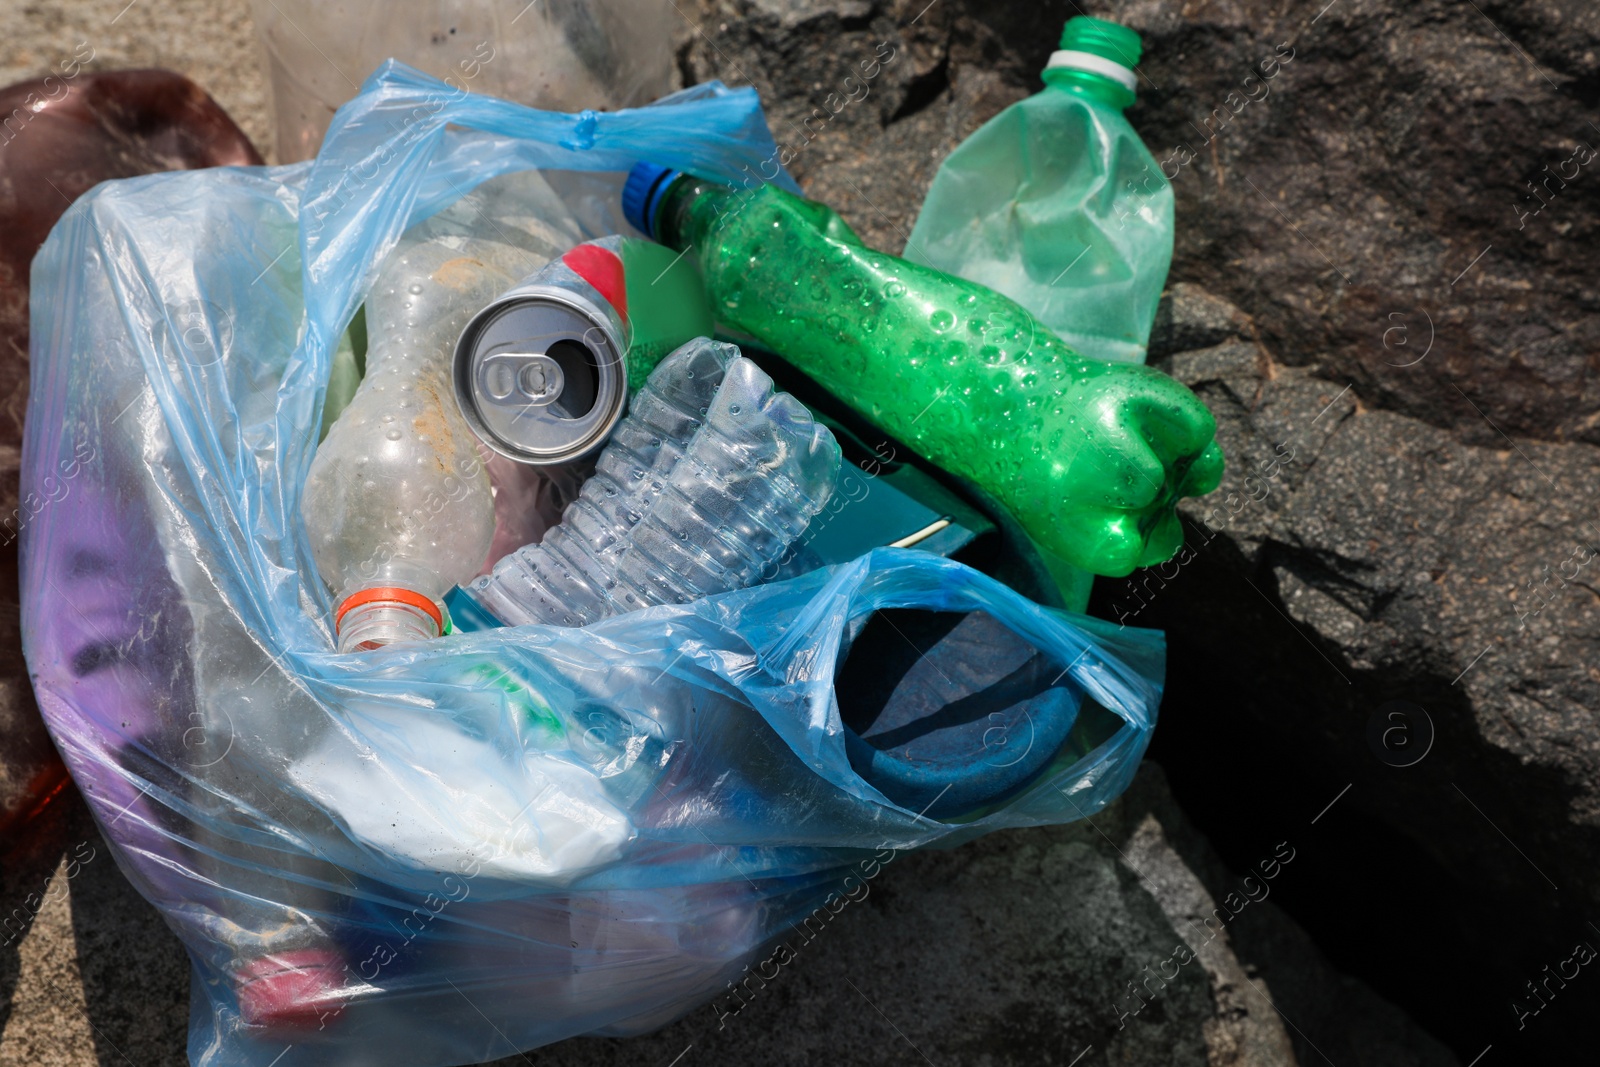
top-left (21, 63), bottom-right (1166, 1066)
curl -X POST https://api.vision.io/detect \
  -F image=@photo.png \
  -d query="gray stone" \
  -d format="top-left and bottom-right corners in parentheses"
top-left (1115, 282), bottom-right (1597, 1062)
top-left (1149, 284), bottom-right (1259, 364)
top-left (684, 0), bottom-right (1600, 446)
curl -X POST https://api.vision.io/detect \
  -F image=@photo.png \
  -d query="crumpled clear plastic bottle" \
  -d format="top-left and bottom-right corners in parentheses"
top-left (303, 173), bottom-right (582, 651)
top-left (466, 338), bottom-right (841, 627)
top-left (907, 16), bottom-right (1173, 367)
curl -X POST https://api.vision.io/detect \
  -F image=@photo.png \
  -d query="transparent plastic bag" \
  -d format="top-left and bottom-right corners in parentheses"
top-left (21, 63), bottom-right (1164, 1066)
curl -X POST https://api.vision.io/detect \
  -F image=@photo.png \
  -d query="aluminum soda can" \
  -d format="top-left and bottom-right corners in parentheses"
top-left (454, 239), bottom-right (632, 465)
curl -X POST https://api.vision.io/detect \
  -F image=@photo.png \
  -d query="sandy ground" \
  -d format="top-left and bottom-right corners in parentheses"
top-left (4, 6), bottom-right (262, 1065)
top-left (2, 0), bottom-right (272, 158)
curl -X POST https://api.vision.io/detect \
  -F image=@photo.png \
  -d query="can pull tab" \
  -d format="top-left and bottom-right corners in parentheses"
top-left (479, 351), bottom-right (566, 408)
top-left (453, 247), bottom-right (627, 463)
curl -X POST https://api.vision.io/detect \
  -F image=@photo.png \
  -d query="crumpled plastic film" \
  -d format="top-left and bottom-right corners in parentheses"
top-left (21, 63), bottom-right (1164, 1067)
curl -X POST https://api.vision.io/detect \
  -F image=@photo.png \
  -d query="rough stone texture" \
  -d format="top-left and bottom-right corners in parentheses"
top-left (1, 768), bottom-right (1453, 1067)
top-left (1114, 284), bottom-right (1597, 1064)
top-left (684, 0), bottom-right (1600, 446)
top-left (681, 1), bottom-right (1600, 1062)
top-left (1114, 770), bottom-right (1459, 1067)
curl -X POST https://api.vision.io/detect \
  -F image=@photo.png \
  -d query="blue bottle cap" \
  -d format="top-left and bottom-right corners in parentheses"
top-left (622, 161), bottom-right (681, 239)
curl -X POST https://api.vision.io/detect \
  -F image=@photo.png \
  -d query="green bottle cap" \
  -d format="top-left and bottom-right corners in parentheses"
top-left (1045, 17), bottom-right (1142, 107)
top-left (1059, 16), bottom-right (1142, 66)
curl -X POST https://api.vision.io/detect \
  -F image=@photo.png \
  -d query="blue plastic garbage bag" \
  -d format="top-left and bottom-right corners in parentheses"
top-left (20, 62), bottom-right (1164, 1066)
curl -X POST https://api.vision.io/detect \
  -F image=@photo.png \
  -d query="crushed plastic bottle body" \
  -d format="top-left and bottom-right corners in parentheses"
top-left (303, 173), bottom-right (583, 650)
top-left (907, 17), bottom-right (1173, 367)
top-left (467, 338), bottom-right (841, 627)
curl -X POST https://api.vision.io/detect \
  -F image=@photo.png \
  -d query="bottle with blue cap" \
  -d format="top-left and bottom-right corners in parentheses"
top-left (616, 151), bottom-right (1221, 601)
top-left (908, 15), bottom-right (1173, 367)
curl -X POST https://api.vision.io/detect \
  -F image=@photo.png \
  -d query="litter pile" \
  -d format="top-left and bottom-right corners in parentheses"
top-left (18, 17), bottom-right (1221, 1067)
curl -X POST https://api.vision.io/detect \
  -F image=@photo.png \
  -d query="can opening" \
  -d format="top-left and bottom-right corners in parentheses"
top-left (456, 290), bottom-right (627, 464)
top-left (546, 339), bottom-right (600, 419)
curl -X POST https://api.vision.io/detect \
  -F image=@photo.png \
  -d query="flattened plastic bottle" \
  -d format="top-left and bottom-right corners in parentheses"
top-left (466, 338), bottom-right (840, 627)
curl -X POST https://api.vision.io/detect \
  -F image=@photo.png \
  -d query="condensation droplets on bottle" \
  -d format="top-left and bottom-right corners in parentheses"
top-left (303, 174), bottom-right (582, 651)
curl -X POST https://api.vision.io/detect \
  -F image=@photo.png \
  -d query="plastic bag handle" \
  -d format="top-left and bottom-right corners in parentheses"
top-left (295, 61), bottom-right (798, 355)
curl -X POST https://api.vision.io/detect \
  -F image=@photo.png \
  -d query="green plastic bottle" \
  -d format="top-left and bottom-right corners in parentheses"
top-left (620, 166), bottom-right (1223, 588)
top-left (908, 16), bottom-right (1172, 367)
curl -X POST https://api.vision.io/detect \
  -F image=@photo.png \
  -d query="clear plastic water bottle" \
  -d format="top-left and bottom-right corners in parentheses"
top-left (470, 339), bottom-right (728, 625)
top-left (466, 338), bottom-right (840, 627)
top-left (304, 173), bottom-right (582, 651)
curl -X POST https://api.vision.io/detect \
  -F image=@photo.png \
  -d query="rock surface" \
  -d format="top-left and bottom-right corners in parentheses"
top-left (682, 0), bottom-right (1600, 442)
top-left (1116, 283), bottom-right (1595, 1064)
top-left (682, 1), bottom-right (1598, 1062)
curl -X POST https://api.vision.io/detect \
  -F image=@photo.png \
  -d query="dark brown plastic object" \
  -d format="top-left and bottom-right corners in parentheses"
top-left (0, 69), bottom-right (263, 843)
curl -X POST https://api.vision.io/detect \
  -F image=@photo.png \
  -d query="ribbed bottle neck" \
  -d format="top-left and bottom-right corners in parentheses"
top-left (654, 174), bottom-right (734, 252)
top-left (335, 589), bottom-right (443, 652)
top-left (1041, 66), bottom-right (1135, 110)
